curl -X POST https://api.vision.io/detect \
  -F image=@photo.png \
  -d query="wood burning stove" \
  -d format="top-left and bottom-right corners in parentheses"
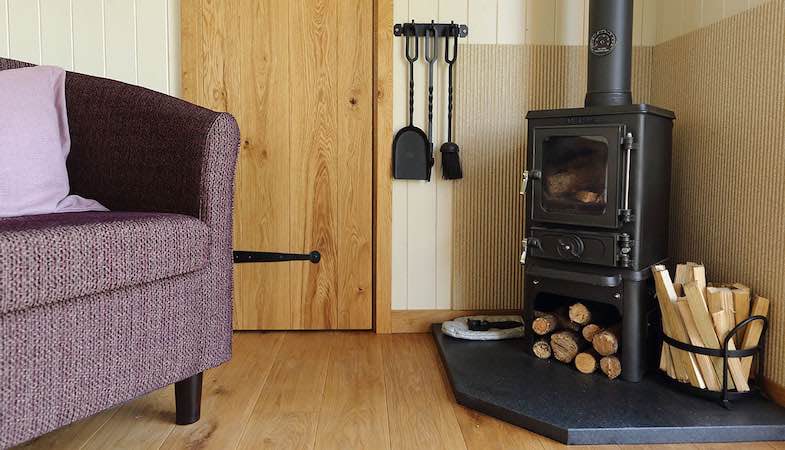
top-left (520, 0), bottom-right (675, 382)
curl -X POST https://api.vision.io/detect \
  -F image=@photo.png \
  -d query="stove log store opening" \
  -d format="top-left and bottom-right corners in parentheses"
top-left (520, 0), bottom-right (675, 382)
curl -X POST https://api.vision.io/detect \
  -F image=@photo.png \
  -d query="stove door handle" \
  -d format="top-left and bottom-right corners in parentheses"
top-left (519, 170), bottom-right (541, 195)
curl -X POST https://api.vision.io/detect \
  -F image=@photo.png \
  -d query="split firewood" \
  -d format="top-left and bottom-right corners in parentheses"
top-left (674, 263), bottom-right (706, 297)
top-left (675, 298), bottom-right (721, 391)
top-left (569, 303), bottom-right (592, 325)
top-left (707, 287), bottom-right (736, 343)
top-left (654, 267), bottom-right (690, 383)
top-left (550, 331), bottom-right (586, 364)
top-left (690, 263), bottom-right (707, 293)
top-left (660, 343), bottom-right (676, 379)
top-left (653, 265), bottom-right (706, 388)
top-left (706, 283), bottom-right (751, 339)
top-left (684, 281), bottom-right (739, 390)
top-left (740, 296), bottom-right (770, 380)
top-left (575, 350), bottom-right (600, 374)
top-left (732, 284), bottom-right (751, 341)
top-left (532, 339), bottom-right (553, 360)
top-left (592, 324), bottom-right (621, 357)
top-left (673, 263), bottom-right (691, 296)
top-left (600, 355), bottom-right (622, 380)
top-left (710, 309), bottom-right (750, 392)
top-left (582, 324), bottom-right (602, 342)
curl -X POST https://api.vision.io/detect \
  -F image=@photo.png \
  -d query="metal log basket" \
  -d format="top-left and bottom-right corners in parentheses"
top-left (662, 315), bottom-right (769, 409)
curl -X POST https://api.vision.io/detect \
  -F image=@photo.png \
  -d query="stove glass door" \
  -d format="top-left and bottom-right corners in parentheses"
top-left (541, 135), bottom-right (609, 215)
top-left (531, 125), bottom-right (624, 229)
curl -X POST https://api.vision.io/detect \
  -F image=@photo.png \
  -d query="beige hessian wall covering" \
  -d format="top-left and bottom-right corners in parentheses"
top-left (452, 46), bottom-right (652, 310)
top-left (652, 0), bottom-right (785, 386)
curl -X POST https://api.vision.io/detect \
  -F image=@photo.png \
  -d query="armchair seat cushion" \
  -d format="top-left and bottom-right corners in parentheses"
top-left (0, 212), bottom-right (209, 314)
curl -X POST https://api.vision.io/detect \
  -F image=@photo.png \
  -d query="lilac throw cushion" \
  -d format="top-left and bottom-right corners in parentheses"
top-left (0, 66), bottom-right (107, 218)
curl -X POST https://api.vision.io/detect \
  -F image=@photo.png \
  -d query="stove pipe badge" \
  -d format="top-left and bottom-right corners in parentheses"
top-left (590, 29), bottom-right (616, 56)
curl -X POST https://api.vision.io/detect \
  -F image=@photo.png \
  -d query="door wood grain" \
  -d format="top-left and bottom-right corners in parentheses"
top-left (182, 0), bottom-right (373, 330)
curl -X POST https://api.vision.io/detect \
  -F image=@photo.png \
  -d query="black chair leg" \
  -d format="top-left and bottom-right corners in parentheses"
top-left (174, 372), bottom-right (203, 425)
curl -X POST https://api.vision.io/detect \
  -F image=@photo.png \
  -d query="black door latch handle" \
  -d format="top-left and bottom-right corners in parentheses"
top-left (233, 251), bottom-right (321, 264)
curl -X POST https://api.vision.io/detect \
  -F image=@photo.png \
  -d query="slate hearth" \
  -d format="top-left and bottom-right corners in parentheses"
top-left (433, 325), bottom-right (785, 445)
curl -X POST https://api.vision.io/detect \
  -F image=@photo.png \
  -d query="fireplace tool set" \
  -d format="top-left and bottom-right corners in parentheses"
top-left (392, 21), bottom-right (468, 181)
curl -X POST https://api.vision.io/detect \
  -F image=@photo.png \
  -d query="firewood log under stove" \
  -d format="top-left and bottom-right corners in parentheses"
top-left (521, 0), bottom-right (675, 383)
top-left (530, 305), bottom-right (623, 380)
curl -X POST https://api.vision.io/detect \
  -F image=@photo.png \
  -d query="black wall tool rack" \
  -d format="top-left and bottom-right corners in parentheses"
top-left (393, 21), bottom-right (469, 38)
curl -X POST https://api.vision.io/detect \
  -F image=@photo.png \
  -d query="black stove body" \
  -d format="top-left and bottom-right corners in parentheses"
top-left (520, 0), bottom-right (674, 382)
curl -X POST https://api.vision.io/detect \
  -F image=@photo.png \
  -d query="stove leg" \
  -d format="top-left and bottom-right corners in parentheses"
top-left (621, 278), bottom-right (649, 382)
top-left (522, 280), bottom-right (537, 351)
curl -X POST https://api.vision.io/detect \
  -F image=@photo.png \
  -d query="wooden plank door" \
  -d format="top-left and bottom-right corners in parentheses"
top-left (182, 0), bottom-right (373, 330)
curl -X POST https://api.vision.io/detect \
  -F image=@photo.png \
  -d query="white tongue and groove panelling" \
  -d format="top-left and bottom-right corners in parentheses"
top-left (0, 0), bottom-right (180, 96)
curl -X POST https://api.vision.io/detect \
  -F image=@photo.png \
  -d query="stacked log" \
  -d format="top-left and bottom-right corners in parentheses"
top-left (532, 339), bottom-right (552, 359)
top-left (575, 350), bottom-right (600, 374)
top-left (551, 331), bottom-right (585, 363)
top-left (530, 302), bottom-right (622, 380)
top-left (592, 324), bottom-right (621, 356)
top-left (600, 356), bottom-right (622, 380)
top-left (653, 263), bottom-right (769, 392)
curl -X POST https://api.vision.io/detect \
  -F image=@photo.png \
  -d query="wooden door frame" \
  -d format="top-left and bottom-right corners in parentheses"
top-left (373, 0), bottom-right (393, 333)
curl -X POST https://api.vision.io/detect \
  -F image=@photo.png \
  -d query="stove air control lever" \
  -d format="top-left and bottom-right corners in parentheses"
top-left (520, 239), bottom-right (528, 264)
top-left (519, 238), bottom-right (541, 265)
top-left (519, 170), bottom-right (541, 195)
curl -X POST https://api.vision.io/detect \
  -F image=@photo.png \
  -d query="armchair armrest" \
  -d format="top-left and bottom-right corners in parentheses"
top-left (63, 71), bottom-right (240, 230)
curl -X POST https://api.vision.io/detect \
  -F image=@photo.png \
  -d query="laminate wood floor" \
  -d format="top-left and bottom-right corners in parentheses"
top-left (14, 332), bottom-right (785, 450)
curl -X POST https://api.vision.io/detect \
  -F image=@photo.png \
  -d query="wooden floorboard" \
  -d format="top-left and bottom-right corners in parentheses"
top-left (80, 386), bottom-right (176, 450)
top-left (159, 332), bottom-right (284, 450)
top-left (453, 403), bottom-right (547, 450)
top-left (313, 332), bottom-right (390, 450)
top-left (11, 332), bottom-right (785, 450)
top-left (235, 332), bottom-right (336, 450)
top-left (15, 407), bottom-right (118, 450)
top-left (382, 334), bottom-right (467, 450)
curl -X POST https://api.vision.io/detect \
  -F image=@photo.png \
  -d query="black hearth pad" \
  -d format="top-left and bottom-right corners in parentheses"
top-left (432, 324), bottom-right (785, 445)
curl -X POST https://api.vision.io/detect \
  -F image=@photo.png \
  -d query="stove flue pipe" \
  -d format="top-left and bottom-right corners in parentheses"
top-left (585, 0), bottom-right (633, 107)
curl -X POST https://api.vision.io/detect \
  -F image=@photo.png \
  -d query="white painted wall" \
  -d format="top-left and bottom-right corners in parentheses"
top-left (0, 0), bottom-right (180, 97)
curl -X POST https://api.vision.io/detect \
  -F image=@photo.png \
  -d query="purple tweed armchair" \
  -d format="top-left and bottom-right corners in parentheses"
top-left (0, 58), bottom-right (239, 448)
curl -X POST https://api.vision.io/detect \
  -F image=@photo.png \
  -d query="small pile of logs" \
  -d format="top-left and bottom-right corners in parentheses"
top-left (531, 303), bottom-right (622, 380)
top-left (653, 263), bottom-right (770, 392)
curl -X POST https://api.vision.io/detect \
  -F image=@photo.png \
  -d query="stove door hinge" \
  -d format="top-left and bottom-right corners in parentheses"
top-left (617, 233), bottom-right (634, 268)
top-left (622, 132), bottom-right (639, 152)
top-left (619, 208), bottom-right (635, 223)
